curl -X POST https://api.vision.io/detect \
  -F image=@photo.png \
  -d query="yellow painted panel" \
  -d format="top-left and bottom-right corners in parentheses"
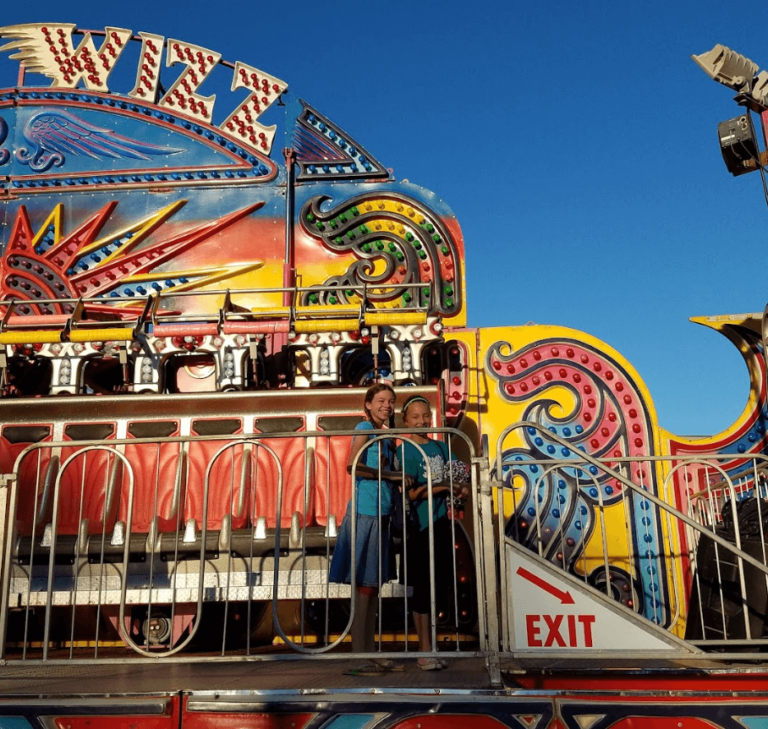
top-left (70, 329), bottom-right (134, 342)
top-left (295, 305), bottom-right (359, 317)
top-left (0, 330), bottom-right (62, 344)
top-left (295, 319), bottom-right (359, 333)
top-left (365, 312), bottom-right (427, 326)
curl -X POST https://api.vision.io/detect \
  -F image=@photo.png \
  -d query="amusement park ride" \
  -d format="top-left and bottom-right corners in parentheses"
top-left (2, 21), bottom-right (768, 729)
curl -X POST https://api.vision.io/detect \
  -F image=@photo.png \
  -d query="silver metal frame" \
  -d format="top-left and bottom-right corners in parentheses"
top-left (0, 425), bottom-right (491, 671)
top-left (494, 421), bottom-right (768, 657)
top-left (6, 417), bottom-right (768, 679)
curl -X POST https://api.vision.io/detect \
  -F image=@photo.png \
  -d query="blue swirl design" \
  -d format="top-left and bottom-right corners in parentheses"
top-left (0, 116), bottom-right (9, 166)
top-left (487, 338), bottom-right (670, 626)
top-left (501, 447), bottom-right (595, 567)
top-left (15, 110), bottom-right (181, 173)
top-left (499, 433), bottom-right (665, 624)
top-left (15, 146), bottom-right (63, 172)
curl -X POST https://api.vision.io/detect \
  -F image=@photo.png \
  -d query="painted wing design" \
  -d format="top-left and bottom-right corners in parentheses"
top-left (23, 111), bottom-right (182, 161)
top-left (0, 23), bottom-right (74, 81)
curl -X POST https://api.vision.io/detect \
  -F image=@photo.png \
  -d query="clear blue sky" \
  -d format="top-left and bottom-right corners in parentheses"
top-left (1, 0), bottom-right (767, 437)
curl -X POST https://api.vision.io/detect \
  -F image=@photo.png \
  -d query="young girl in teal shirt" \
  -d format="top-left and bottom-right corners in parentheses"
top-left (329, 383), bottom-right (412, 675)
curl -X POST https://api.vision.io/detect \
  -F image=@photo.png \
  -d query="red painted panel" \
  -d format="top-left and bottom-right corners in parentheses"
top-left (313, 433), bottom-right (353, 527)
top-left (121, 426), bottom-right (182, 533)
top-left (251, 434), bottom-right (309, 528)
top-left (185, 422), bottom-right (247, 530)
top-left (182, 704), bottom-right (313, 729)
top-left (57, 427), bottom-right (117, 535)
top-left (516, 672), bottom-right (768, 692)
top-left (49, 693), bottom-right (179, 728)
top-left (607, 720), bottom-right (720, 729)
top-left (53, 716), bottom-right (173, 729)
top-left (2, 431), bottom-right (53, 535)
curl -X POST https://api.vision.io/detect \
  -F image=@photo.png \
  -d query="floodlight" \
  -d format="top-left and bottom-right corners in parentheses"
top-left (691, 44), bottom-right (758, 92)
top-left (753, 70), bottom-right (768, 106)
top-left (717, 116), bottom-right (759, 176)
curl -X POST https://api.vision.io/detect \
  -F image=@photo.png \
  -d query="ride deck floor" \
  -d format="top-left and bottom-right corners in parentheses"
top-left (0, 656), bottom-right (497, 697)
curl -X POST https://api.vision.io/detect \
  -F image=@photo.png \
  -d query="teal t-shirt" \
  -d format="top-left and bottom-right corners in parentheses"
top-left (396, 439), bottom-right (455, 531)
top-left (352, 420), bottom-right (395, 517)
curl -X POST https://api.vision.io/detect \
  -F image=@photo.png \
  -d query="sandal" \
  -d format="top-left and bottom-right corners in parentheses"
top-left (417, 657), bottom-right (442, 671)
top-left (376, 659), bottom-right (405, 672)
top-left (344, 662), bottom-right (387, 676)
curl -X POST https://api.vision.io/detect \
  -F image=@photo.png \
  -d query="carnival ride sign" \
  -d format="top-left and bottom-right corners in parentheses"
top-left (507, 544), bottom-right (692, 652)
top-left (0, 20), bottom-right (467, 361)
top-left (0, 23), bottom-right (288, 155)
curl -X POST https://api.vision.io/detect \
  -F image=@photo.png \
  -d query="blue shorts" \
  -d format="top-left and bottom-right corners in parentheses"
top-left (329, 507), bottom-right (390, 588)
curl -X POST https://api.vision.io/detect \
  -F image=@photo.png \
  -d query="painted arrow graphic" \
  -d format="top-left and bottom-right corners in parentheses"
top-left (516, 566), bottom-right (575, 604)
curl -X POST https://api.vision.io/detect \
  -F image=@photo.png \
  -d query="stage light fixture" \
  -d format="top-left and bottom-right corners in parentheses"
top-left (717, 115), bottom-right (759, 176)
top-left (752, 70), bottom-right (768, 107)
top-left (692, 44), bottom-right (759, 92)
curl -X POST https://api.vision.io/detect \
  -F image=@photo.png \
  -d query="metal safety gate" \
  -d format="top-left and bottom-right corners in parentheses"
top-left (6, 420), bottom-right (768, 676)
top-left (0, 425), bottom-right (500, 674)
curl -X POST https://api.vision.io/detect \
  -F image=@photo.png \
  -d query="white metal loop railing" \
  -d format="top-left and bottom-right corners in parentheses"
top-left (494, 421), bottom-right (768, 653)
top-left (7, 418), bottom-right (768, 666)
top-left (0, 426), bottom-right (487, 666)
top-left (271, 433), bottom-right (473, 657)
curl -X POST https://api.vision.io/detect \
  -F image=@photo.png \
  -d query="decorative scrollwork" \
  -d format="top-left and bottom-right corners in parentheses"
top-left (15, 145), bottom-right (64, 172)
top-left (299, 193), bottom-right (461, 317)
top-left (670, 325), bottom-right (768, 466)
top-left (487, 338), bottom-right (656, 476)
top-left (501, 449), bottom-right (595, 569)
top-left (488, 337), bottom-right (669, 626)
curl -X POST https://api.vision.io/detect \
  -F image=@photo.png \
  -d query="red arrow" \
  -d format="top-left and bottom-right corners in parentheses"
top-left (516, 566), bottom-right (575, 604)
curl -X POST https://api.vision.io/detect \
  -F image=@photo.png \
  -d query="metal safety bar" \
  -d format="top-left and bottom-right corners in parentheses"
top-left (150, 284), bottom-right (432, 328)
top-left (0, 286), bottom-right (444, 395)
top-left (0, 281), bottom-right (434, 347)
top-left (0, 295), bottom-right (150, 345)
top-left (0, 426), bottom-right (489, 671)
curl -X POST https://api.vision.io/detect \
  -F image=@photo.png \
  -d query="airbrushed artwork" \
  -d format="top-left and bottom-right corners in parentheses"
top-left (1, 22), bottom-right (768, 729)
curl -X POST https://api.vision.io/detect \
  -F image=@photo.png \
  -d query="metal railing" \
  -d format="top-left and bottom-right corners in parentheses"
top-left (0, 281), bottom-right (435, 344)
top-left (494, 421), bottom-right (768, 654)
top-left (0, 283), bottom-right (444, 395)
top-left (0, 426), bottom-right (488, 667)
top-left (7, 417), bottom-right (768, 668)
